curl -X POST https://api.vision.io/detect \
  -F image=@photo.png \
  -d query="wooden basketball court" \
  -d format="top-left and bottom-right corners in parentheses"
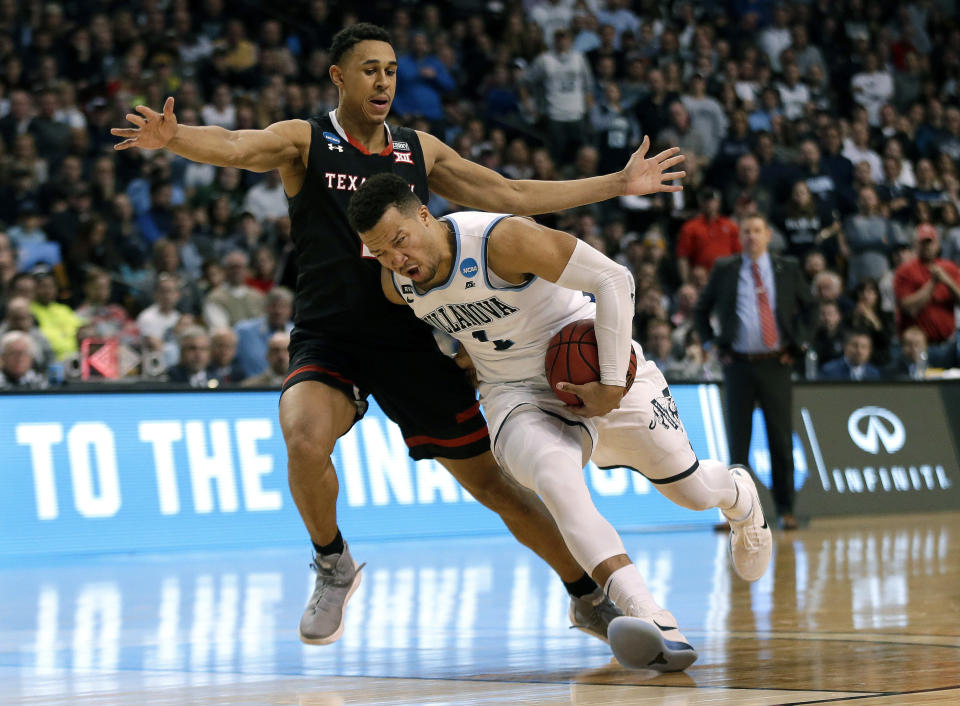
top-left (1, 512), bottom-right (958, 704)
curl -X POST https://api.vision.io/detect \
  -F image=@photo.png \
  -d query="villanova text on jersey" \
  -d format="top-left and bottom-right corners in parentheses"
top-left (421, 297), bottom-right (520, 334)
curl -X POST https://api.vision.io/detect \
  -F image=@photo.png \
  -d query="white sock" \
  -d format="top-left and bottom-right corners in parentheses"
top-left (604, 565), bottom-right (659, 618)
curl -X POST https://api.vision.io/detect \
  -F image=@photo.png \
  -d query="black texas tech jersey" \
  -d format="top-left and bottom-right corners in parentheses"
top-left (287, 110), bottom-right (432, 342)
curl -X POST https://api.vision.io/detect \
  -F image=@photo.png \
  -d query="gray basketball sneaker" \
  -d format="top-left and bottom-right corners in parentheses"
top-left (298, 544), bottom-right (364, 645)
top-left (569, 586), bottom-right (623, 643)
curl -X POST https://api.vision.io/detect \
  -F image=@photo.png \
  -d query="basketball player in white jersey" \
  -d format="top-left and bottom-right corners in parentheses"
top-left (347, 174), bottom-right (773, 671)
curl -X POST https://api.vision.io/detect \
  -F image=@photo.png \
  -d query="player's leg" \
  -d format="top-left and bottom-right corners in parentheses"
top-left (438, 449), bottom-right (623, 642)
top-left (754, 359), bottom-right (796, 524)
top-left (372, 344), bottom-right (620, 642)
top-left (495, 408), bottom-right (695, 671)
top-left (595, 360), bottom-right (772, 582)
top-left (280, 349), bottom-right (367, 646)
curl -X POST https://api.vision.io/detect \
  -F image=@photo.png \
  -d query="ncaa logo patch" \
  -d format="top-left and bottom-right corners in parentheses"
top-left (322, 131), bottom-right (341, 144)
top-left (460, 258), bottom-right (479, 278)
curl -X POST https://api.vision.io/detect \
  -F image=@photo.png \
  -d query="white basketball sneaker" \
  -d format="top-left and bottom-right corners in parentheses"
top-left (726, 465), bottom-right (773, 582)
top-left (608, 607), bottom-right (698, 672)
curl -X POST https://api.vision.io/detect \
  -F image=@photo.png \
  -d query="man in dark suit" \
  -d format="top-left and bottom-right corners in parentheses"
top-left (820, 331), bottom-right (881, 380)
top-left (695, 213), bottom-right (818, 530)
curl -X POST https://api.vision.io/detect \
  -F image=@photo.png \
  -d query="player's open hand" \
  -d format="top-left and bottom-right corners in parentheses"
top-left (620, 136), bottom-right (686, 195)
top-left (111, 96), bottom-right (178, 151)
top-left (556, 381), bottom-right (625, 418)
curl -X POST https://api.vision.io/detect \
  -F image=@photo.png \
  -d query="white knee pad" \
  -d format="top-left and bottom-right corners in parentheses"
top-left (655, 459), bottom-right (737, 512)
top-left (497, 412), bottom-right (628, 573)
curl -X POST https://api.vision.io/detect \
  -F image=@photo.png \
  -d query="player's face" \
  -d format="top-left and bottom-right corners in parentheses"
top-left (362, 205), bottom-right (443, 286)
top-left (332, 40), bottom-right (397, 125)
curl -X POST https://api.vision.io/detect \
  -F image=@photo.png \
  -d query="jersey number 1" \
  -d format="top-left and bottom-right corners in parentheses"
top-left (472, 330), bottom-right (514, 350)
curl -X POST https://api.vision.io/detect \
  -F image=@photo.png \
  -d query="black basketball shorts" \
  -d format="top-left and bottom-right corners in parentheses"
top-left (282, 327), bottom-right (489, 460)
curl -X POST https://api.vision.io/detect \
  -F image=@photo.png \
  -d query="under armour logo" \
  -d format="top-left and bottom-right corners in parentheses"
top-left (327, 143), bottom-right (343, 152)
top-left (465, 281), bottom-right (475, 289)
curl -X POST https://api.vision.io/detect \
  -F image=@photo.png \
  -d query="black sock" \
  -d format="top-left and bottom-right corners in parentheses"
top-left (313, 529), bottom-right (344, 556)
top-left (563, 572), bottom-right (598, 598)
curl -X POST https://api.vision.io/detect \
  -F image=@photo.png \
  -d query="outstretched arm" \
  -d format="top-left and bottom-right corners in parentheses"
top-left (420, 131), bottom-right (685, 216)
top-left (111, 97), bottom-right (309, 175)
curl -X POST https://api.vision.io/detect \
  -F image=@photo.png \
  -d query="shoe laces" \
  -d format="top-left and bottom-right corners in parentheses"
top-left (570, 594), bottom-right (621, 631)
top-left (307, 559), bottom-right (365, 605)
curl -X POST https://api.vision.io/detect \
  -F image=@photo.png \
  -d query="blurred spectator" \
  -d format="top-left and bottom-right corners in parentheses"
top-left (843, 122), bottom-right (883, 183)
top-left (843, 186), bottom-right (905, 289)
top-left (203, 250), bottom-right (265, 328)
top-left (675, 188), bottom-right (740, 284)
top-left (848, 278), bottom-right (895, 366)
top-left (643, 319), bottom-right (676, 372)
top-left (590, 83), bottom-right (641, 175)
top-left (74, 267), bottom-right (138, 346)
top-left (877, 155), bottom-right (916, 223)
top-left (136, 273), bottom-right (182, 362)
top-left (523, 28), bottom-right (594, 164)
top-left (634, 68), bottom-right (678, 146)
top-left (0, 296), bottom-right (55, 371)
top-left (777, 180), bottom-right (841, 262)
top-left (392, 32), bottom-right (455, 123)
top-left (201, 84), bottom-right (237, 130)
top-left (167, 326), bottom-right (212, 387)
top-left (812, 300), bottom-right (846, 368)
top-left (941, 202), bottom-right (960, 266)
top-left (29, 269), bottom-right (80, 360)
top-left (885, 325), bottom-right (928, 379)
top-left (247, 245), bottom-right (277, 294)
top-left (813, 269), bottom-right (854, 316)
top-left (682, 73), bottom-right (727, 160)
top-left (242, 170), bottom-right (287, 224)
top-left (0, 231), bottom-right (16, 292)
top-left (0, 331), bottom-right (48, 390)
top-left (894, 224), bottom-right (960, 363)
top-left (657, 100), bottom-right (710, 177)
top-left (235, 286), bottom-right (293, 376)
top-left (724, 153), bottom-right (774, 221)
top-left (851, 53), bottom-right (894, 126)
top-left (241, 330), bottom-right (290, 388)
top-left (820, 330), bottom-right (881, 380)
top-left (664, 328), bottom-right (720, 382)
top-left (207, 328), bottom-right (245, 385)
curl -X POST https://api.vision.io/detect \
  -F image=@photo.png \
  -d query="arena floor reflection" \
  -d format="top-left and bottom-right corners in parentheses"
top-left (1, 513), bottom-right (958, 704)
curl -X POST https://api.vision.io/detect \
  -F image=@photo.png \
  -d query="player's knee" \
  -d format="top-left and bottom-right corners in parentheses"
top-left (283, 419), bottom-right (336, 470)
top-left (661, 475), bottom-right (715, 512)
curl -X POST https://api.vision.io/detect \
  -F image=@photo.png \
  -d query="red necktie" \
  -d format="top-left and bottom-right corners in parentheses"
top-left (752, 262), bottom-right (779, 348)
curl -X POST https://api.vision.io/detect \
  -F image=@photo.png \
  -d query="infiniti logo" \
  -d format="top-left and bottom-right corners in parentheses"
top-left (847, 406), bottom-right (906, 454)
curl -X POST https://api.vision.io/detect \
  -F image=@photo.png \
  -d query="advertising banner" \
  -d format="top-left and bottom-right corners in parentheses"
top-left (793, 383), bottom-right (960, 515)
top-left (0, 385), bottom-right (733, 559)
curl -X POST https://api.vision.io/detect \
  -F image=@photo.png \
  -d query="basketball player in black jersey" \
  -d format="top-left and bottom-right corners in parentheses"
top-left (112, 23), bottom-right (686, 648)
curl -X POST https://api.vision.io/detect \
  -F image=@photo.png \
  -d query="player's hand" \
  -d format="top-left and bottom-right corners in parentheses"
top-left (557, 381), bottom-right (625, 418)
top-left (111, 96), bottom-right (178, 151)
top-left (620, 136), bottom-right (687, 196)
top-left (453, 346), bottom-right (479, 388)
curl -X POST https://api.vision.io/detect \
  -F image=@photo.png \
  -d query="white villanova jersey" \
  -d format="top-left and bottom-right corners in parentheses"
top-left (392, 211), bottom-right (595, 384)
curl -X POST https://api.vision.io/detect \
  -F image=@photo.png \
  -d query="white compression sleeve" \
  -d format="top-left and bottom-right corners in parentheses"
top-left (554, 239), bottom-right (636, 386)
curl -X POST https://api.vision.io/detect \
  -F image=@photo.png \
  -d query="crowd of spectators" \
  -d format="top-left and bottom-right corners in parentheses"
top-left (1, 0), bottom-right (959, 391)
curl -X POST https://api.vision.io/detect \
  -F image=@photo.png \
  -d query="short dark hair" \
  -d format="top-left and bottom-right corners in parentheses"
top-left (347, 173), bottom-right (421, 233)
top-left (329, 23), bottom-right (392, 65)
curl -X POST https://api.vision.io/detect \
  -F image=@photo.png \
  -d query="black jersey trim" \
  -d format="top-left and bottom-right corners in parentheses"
top-left (481, 215), bottom-right (538, 291)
